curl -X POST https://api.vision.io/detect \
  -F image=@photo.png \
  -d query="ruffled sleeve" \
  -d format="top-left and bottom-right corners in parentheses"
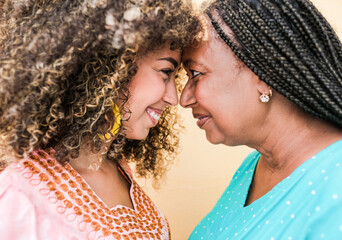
top-left (0, 165), bottom-right (87, 240)
top-left (0, 166), bottom-right (40, 239)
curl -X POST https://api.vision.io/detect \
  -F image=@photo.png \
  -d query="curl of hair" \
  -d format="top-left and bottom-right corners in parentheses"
top-left (0, 0), bottom-right (201, 179)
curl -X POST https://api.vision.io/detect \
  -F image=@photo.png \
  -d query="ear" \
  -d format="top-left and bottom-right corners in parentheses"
top-left (255, 77), bottom-right (272, 96)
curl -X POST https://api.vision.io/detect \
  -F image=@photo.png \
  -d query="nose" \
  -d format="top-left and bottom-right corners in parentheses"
top-left (162, 78), bottom-right (178, 106)
top-left (180, 79), bottom-right (196, 108)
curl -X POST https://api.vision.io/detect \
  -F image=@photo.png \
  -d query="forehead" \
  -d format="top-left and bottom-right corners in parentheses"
top-left (182, 17), bottom-right (242, 69)
top-left (141, 43), bottom-right (181, 64)
top-left (183, 27), bottom-right (228, 63)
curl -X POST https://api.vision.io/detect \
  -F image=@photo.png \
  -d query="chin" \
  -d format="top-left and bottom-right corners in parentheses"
top-left (126, 129), bottom-right (150, 140)
top-left (205, 132), bottom-right (225, 145)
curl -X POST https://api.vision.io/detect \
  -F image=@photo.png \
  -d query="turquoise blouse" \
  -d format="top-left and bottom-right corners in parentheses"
top-left (189, 140), bottom-right (342, 240)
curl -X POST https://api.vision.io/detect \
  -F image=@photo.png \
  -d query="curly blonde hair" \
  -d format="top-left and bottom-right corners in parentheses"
top-left (0, 0), bottom-right (201, 179)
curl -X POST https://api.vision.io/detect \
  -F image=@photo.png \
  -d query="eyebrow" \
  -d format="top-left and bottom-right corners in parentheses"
top-left (158, 57), bottom-right (179, 68)
top-left (183, 59), bottom-right (206, 69)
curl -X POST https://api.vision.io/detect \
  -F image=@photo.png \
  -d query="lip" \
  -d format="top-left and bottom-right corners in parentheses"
top-left (146, 107), bottom-right (163, 126)
top-left (193, 113), bottom-right (211, 128)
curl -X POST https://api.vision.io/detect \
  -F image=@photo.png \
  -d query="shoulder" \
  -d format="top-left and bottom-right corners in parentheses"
top-left (230, 150), bottom-right (260, 180)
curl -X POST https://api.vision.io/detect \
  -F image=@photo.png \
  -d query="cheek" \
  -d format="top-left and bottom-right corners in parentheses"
top-left (195, 82), bottom-right (213, 105)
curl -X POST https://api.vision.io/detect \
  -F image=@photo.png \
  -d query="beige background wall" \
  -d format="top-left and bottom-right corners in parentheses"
top-left (138, 1), bottom-right (342, 239)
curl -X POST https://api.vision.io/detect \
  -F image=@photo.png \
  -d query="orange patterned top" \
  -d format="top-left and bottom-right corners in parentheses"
top-left (0, 149), bottom-right (170, 240)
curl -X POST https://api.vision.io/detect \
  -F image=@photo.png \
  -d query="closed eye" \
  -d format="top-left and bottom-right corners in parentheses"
top-left (161, 69), bottom-right (174, 76)
top-left (161, 68), bottom-right (175, 81)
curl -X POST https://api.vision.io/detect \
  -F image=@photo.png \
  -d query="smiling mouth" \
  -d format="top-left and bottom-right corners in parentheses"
top-left (146, 108), bottom-right (162, 125)
top-left (196, 116), bottom-right (210, 128)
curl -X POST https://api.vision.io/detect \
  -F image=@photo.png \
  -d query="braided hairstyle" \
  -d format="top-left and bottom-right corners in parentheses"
top-left (0, 0), bottom-right (201, 179)
top-left (207, 0), bottom-right (342, 128)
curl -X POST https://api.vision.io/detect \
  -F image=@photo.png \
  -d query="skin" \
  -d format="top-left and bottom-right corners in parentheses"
top-left (69, 44), bottom-right (181, 209)
top-left (122, 44), bottom-right (180, 139)
top-left (181, 23), bottom-right (342, 206)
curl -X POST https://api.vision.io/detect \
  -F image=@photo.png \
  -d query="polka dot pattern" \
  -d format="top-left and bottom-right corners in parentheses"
top-left (16, 149), bottom-right (169, 240)
top-left (189, 140), bottom-right (342, 240)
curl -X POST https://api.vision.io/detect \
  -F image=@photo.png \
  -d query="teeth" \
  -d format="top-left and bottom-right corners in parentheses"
top-left (147, 109), bottom-right (161, 121)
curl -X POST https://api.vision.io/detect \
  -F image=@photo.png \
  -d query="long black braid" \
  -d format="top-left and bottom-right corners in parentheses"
top-left (208, 0), bottom-right (342, 127)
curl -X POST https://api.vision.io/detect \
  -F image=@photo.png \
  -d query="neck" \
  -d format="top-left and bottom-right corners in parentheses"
top-left (251, 107), bottom-right (342, 174)
top-left (68, 139), bottom-right (114, 174)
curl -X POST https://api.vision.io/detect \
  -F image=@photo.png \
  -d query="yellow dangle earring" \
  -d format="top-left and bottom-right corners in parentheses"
top-left (98, 103), bottom-right (121, 140)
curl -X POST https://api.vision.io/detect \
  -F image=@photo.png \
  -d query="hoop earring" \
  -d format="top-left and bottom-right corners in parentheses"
top-left (259, 88), bottom-right (272, 103)
top-left (98, 103), bottom-right (121, 140)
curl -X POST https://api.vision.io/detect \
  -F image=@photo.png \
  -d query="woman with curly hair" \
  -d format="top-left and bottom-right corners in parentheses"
top-left (0, 0), bottom-right (200, 239)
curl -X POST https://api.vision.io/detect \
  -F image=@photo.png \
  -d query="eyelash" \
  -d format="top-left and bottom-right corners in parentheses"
top-left (161, 69), bottom-right (174, 81)
top-left (189, 69), bottom-right (202, 79)
top-left (161, 69), bottom-right (174, 76)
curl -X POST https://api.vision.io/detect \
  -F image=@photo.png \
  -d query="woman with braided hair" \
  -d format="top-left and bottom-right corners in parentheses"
top-left (0, 0), bottom-right (200, 239)
top-left (181, 0), bottom-right (342, 239)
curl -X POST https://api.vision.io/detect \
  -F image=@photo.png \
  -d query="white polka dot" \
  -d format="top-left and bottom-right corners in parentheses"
top-left (332, 194), bottom-right (338, 199)
top-left (251, 208), bottom-right (254, 211)
top-left (324, 176), bottom-right (329, 180)
top-left (220, 228), bottom-right (223, 231)
top-left (336, 163), bottom-right (340, 167)
top-left (286, 200), bottom-right (291, 205)
top-left (235, 233), bottom-right (238, 236)
top-left (270, 195), bottom-right (273, 198)
top-left (288, 237), bottom-right (292, 240)
top-left (270, 237), bottom-right (275, 240)
top-left (266, 220), bottom-right (269, 224)
top-left (308, 181), bottom-right (313, 186)
top-left (321, 169), bottom-right (326, 174)
top-left (195, 231), bottom-right (197, 234)
top-left (210, 233), bottom-right (213, 236)
top-left (216, 212), bottom-right (219, 215)
top-left (312, 155), bottom-right (316, 159)
top-left (225, 206), bottom-right (228, 209)
top-left (201, 237), bottom-right (203, 239)
top-left (311, 190), bottom-right (316, 195)
top-left (225, 227), bottom-right (228, 230)
top-left (221, 215), bottom-right (224, 218)
top-left (212, 220), bottom-right (214, 223)
top-left (320, 233), bottom-right (325, 238)
top-left (280, 220), bottom-right (284, 224)
top-left (290, 214), bottom-right (295, 218)
top-left (339, 225), bottom-right (342, 231)
top-left (253, 214), bottom-right (256, 218)
top-left (203, 226), bottom-right (206, 228)
top-left (243, 220), bottom-right (246, 223)
top-left (315, 206), bottom-right (321, 212)
top-left (302, 168), bottom-right (305, 172)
